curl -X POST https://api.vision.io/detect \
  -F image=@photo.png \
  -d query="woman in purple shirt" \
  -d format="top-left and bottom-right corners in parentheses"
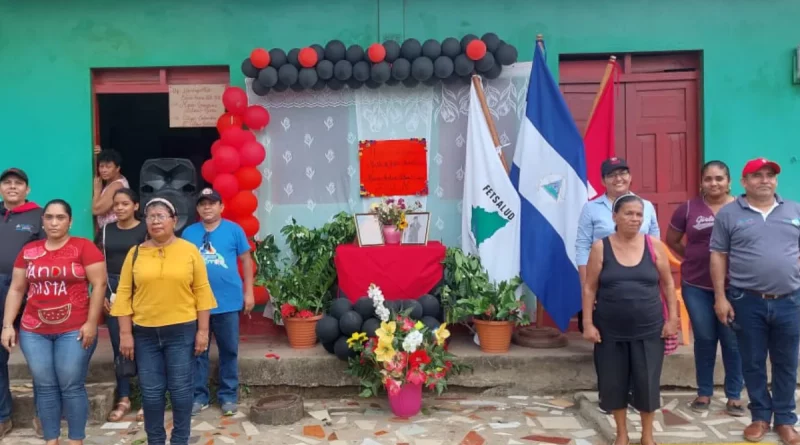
top-left (666, 160), bottom-right (744, 416)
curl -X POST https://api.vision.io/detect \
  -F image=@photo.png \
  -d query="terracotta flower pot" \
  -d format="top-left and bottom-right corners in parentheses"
top-left (388, 382), bottom-right (422, 417)
top-left (284, 314), bottom-right (323, 349)
top-left (382, 225), bottom-right (402, 245)
top-left (473, 319), bottom-right (513, 353)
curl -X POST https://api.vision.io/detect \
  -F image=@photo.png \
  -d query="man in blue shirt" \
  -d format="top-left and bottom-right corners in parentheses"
top-left (182, 188), bottom-right (254, 416)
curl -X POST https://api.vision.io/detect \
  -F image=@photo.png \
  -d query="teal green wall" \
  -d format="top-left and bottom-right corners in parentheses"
top-left (2, 0), bottom-right (799, 238)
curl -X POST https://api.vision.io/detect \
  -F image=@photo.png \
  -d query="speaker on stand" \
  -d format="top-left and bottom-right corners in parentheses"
top-left (139, 158), bottom-right (198, 232)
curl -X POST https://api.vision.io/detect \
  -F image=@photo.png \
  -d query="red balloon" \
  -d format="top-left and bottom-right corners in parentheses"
top-left (235, 166), bottom-right (263, 190)
top-left (221, 200), bottom-right (235, 219)
top-left (213, 174), bottom-right (239, 200)
top-left (243, 105), bottom-right (270, 131)
top-left (368, 43), bottom-right (386, 63)
top-left (248, 239), bottom-right (257, 252)
top-left (221, 126), bottom-right (251, 148)
top-left (229, 190), bottom-right (258, 217)
top-left (253, 286), bottom-right (269, 305)
top-left (239, 141), bottom-right (267, 167)
top-left (222, 87), bottom-right (248, 115)
top-left (201, 160), bottom-right (218, 183)
top-left (217, 113), bottom-right (243, 134)
top-left (213, 145), bottom-right (241, 174)
top-left (210, 139), bottom-right (223, 157)
top-left (236, 215), bottom-right (261, 238)
top-left (298, 47), bottom-right (318, 68)
top-left (250, 48), bottom-right (270, 69)
top-left (466, 39), bottom-right (487, 61)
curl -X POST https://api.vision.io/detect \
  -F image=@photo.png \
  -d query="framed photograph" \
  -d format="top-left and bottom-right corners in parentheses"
top-left (401, 212), bottom-right (430, 245)
top-left (354, 213), bottom-right (384, 247)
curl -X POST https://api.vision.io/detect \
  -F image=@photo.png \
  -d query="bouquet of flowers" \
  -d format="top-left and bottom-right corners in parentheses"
top-left (346, 284), bottom-right (467, 397)
top-left (369, 198), bottom-right (422, 229)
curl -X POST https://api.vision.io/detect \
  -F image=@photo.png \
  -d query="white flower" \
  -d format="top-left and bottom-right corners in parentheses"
top-left (402, 330), bottom-right (423, 353)
top-left (375, 306), bottom-right (390, 322)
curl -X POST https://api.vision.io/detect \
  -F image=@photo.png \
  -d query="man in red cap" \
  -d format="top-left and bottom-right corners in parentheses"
top-left (710, 158), bottom-right (800, 444)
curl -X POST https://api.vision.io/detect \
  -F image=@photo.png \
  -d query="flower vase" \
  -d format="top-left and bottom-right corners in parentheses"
top-left (382, 225), bottom-right (403, 245)
top-left (388, 382), bottom-right (422, 417)
top-left (284, 314), bottom-right (323, 349)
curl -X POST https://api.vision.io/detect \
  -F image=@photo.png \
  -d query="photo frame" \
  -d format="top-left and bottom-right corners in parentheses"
top-left (401, 212), bottom-right (431, 245)
top-left (354, 213), bottom-right (385, 247)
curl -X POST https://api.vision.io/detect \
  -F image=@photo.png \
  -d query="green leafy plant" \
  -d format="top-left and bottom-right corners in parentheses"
top-left (268, 255), bottom-right (336, 322)
top-left (253, 234), bottom-right (281, 287)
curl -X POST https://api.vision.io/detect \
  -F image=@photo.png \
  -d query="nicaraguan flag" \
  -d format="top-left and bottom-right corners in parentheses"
top-left (510, 40), bottom-right (588, 332)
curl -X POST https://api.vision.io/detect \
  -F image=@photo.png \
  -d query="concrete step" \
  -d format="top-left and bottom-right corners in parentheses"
top-left (10, 381), bottom-right (116, 427)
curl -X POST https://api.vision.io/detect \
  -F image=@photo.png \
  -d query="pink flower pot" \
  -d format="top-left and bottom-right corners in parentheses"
top-left (388, 382), bottom-right (422, 417)
top-left (382, 225), bottom-right (402, 245)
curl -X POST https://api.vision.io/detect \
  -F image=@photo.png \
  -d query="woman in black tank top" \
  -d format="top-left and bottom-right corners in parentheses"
top-left (582, 194), bottom-right (679, 445)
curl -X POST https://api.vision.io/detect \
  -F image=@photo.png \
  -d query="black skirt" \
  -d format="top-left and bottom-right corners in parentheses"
top-left (595, 336), bottom-right (664, 412)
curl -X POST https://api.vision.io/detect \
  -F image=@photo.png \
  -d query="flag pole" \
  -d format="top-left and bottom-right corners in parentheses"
top-left (584, 55), bottom-right (617, 135)
top-left (471, 75), bottom-right (510, 174)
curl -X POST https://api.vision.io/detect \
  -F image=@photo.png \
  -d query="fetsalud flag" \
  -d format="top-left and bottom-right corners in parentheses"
top-left (583, 57), bottom-right (619, 199)
top-left (462, 77), bottom-right (521, 284)
top-left (510, 39), bottom-right (588, 332)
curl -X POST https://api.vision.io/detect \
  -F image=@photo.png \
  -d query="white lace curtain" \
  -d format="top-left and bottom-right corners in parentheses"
top-left (246, 62), bottom-right (532, 248)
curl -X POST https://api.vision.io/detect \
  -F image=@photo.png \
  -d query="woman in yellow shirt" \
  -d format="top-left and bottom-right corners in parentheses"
top-left (110, 198), bottom-right (216, 445)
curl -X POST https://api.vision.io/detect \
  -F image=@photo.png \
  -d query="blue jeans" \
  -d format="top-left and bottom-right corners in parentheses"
top-left (20, 330), bottom-right (96, 441)
top-left (727, 287), bottom-right (800, 425)
top-left (682, 284), bottom-right (743, 399)
top-left (135, 321), bottom-right (196, 445)
top-left (105, 274), bottom-right (131, 398)
top-left (0, 275), bottom-right (13, 423)
top-left (194, 311), bottom-right (239, 406)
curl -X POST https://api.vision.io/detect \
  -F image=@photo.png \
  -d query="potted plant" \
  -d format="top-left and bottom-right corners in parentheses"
top-left (369, 198), bottom-right (421, 244)
top-left (346, 284), bottom-right (467, 417)
top-left (440, 248), bottom-right (530, 353)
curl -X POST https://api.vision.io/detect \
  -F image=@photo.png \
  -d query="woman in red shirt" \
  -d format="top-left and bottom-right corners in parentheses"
top-left (1, 199), bottom-right (106, 445)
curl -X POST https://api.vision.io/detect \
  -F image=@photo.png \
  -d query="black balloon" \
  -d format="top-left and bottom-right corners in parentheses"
top-left (298, 68), bottom-right (318, 88)
top-left (347, 78), bottom-right (363, 89)
top-left (386, 78), bottom-right (400, 86)
top-left (454, 54), bottom-right (474, 76)
top-left (422, 39), bottom-right (442, 59)
top-left (327, 77), bottom-right (344, 90)
top-left (418, 294), bottom-right (441, 318)
top-left (365, 80), bottom-right (380, 89)
top-left (383, 40), bottom-right (401, 62)
top-left (485, 63), bottom-right (503, 79)
top-left (362, 318), bottom-right (381, 338)
top-left (324, 40), bottom-right (347, 63)
top-left (272, 82), bottom-right (288, 92)
top-left (316, 315), bottom-right (341, 343)
top-left (310, 44), bottom-right (325, 62)
top-left (352, 61), bottom-right (370, 82)
top-left (460, 34), bottom-right (479, 52)
top-left (330, 298), bottom-right (353, 319)
top-left (241, 58), bottom-right (260, 78)
top-left (317, 60), bottom-right (334, 80)
top-left (312, 79), bottom-right (326, 90)
top-left (322, 341), bottom-right (336, 354)
top-left (339, 311), bottom-right (363, 336)
top-left (423, 78), bottom-right (438, 86)
top-left (346, 45), bottom-right (365, 64)
top-left (257, 66), bottom-right (278, 87)
top-left (411, 57), bottom-right (434, 81)
top-left (371, 61), bottom-right (391, 83)
top-left (441, 37), bottom-right (461, 58)
top-left (353, 297), bottom-right (375, 319)
top-left (268, 48), bottom-right (287, 68)
top-left (421, 315), bottom-right (441, 332)
top-left (289, 83), bottom-right (304, 92)
top-left (443, 75), bottom-right (459, 85)
top-left (278, 64), bottom-right (299, 85)
top-left (400, 38), bottom-right (422, 60)
top-left (334, 336), bottom-right (356, 361)
top-left (384, 300), bottom-right (400, 314)
top-left (481, 32), bottom-right (501, 53)
top-left (287, 48), bottom-right (301, 68)
top-left (476, 52), bottom-right (495, 73)
top-left (251, 80), bottom-right (270, 96)
top-left (402, 77), bottom-right (420, 88)
top-left (334, 60), bottom-right (353, 81)
top-left (391, 58), bottom-right (411, 80)
top-left (407, 300), bottom-right (424, 320)
top-left (434, 56), bottom-right (454, 79)
top-left (495, 43), bottom-right (518, 65)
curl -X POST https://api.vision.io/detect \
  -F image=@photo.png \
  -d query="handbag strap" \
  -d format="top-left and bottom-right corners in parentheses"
top-left (645, 234), bottom-right (657, 264)
top-left (102, 224), bottom-right (114, 295)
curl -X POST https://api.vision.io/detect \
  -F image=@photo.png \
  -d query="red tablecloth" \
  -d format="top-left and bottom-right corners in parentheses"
top-left (334, 241), bottom-right (446, 302)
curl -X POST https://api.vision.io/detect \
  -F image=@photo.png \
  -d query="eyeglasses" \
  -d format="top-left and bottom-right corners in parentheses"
top-left (145, 214), bottom-right (170, 223)
top-left (202, 231), bottom-right (211, 251)
top-left (605, 170), bottom-right (630, 180)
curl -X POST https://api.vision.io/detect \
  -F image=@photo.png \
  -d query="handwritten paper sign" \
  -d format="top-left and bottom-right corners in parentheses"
top-left (168, 84), bottom-right (226, 128)
top-left (359, 139), bottom-right (428, 197)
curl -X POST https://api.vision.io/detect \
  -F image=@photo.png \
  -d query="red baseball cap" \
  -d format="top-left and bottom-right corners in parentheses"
top-left (742, 158), bottom-right (781, 177)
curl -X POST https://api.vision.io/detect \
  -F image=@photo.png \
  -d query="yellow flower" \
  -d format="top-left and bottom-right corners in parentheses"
top-left (415, 321), bottom-right (425, 330)
top-left (374, 337), bottom-right (396, 362)
top-left (435, 323), bottom-right (451, 345)
top-left (375, 321), bottom-right (396, 341)
top-left (347, 332), bottom-right (368, 348)
top-left (397, 219), bottom-right (408, 230)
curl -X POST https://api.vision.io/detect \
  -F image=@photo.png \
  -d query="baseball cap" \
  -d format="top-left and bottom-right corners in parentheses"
top-left (196, 187), bottom-right (222, 204)
top-left (0, 168), bottom-right (29, 184)
top-left (742, 158), bottom-right (781, 177)
top-left (600, 157), bottom-right (629, 178)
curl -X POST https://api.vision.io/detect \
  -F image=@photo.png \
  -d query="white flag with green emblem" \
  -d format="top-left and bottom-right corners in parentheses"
top-left (461, 80), bottom-right (521, 284)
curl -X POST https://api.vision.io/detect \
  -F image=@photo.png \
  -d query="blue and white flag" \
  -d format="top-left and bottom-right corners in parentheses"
top-left (510, 40), bottom-right (588, 332)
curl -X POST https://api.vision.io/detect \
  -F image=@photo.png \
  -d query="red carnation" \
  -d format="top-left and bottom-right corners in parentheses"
top-left (297, 310), bottom-right (315, 318)
top-left (280, 303), bottom-right (297, 319)
top-left (409, 350), bottom-right (431, 369)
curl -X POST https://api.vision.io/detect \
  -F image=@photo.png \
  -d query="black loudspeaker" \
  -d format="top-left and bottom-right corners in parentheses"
top-left (139, 158), bottom-right (197, 232)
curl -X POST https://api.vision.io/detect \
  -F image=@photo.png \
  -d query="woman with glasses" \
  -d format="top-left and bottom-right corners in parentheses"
top-left (110, 198), bottom-right (217, 445)
top-left (1, 199), bottom-right (106, 445)
top-left (96, 188), bottom-right (147, 422)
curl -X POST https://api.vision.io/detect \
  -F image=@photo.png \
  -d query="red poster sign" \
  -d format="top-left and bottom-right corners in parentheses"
top-left (359, 139), bottom-right (428, 197)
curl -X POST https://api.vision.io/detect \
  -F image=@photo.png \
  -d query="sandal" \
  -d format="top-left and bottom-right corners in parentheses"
top-left (726, 400), bottom-right (746, 417)
top-left (136, 408), bottom-right (144, 422)
top-left (107, 400), bottom-right (131, 422)
top-left (690, 397), bottom-right (710, 413)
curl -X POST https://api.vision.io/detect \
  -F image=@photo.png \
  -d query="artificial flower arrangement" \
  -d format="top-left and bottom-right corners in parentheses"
top-left (345, 284), bottom-right (468, 398)
top-left (369, 197), bottom-right (422, 230)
